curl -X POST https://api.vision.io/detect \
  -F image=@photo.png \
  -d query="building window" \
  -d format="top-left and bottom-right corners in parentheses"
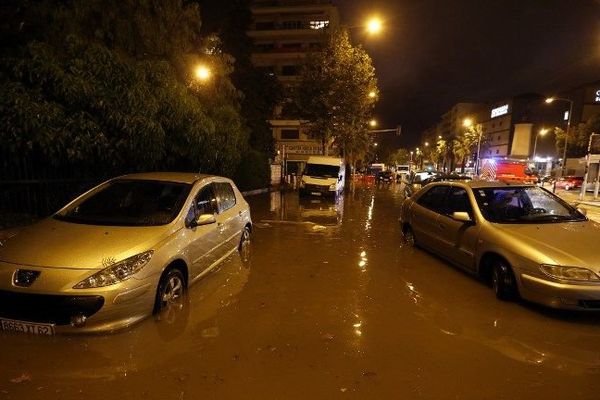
top-left (282, 20), bottom-right (302, 29)
top-left (255, 21), bottom-right (275, 30)
top-left (496, 150), bottom-right (500, 154)
top-left (281, 43), bottom-right (303, 51)
top-left (281, 129), bottom-right (300, 140)
top-left (309, 20), bottom-right (329, 29)
top-left (281, 65), bottom-right (299, 76)
top-left (497, 135), bottom-right (501, 141)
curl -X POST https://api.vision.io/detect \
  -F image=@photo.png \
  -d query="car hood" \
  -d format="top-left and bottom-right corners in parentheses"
top-left (0, 218), bottom-right (176, 269)
top-left (494, 220), bottom-right (600, 270)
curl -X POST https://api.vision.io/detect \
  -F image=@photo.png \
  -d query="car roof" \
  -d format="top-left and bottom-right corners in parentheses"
top-left (425, 180), bottom-right (534, 189)
top-left (115, 172), bottom-right (213, 184)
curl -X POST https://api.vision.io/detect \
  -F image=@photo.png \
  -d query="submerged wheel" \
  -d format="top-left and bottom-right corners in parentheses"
top-left (154, 268), bottom-right (186, 316)
top-left (403, 226), bottom-right (416, 247)
top-left (491, 260), bottom-right (517, 301)
top-left (239, 226), bottom-right (252, 262)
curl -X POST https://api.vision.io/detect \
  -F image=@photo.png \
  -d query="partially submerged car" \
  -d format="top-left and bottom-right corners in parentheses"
top-left (399, 180), bottom-right (600, 309)
top-left (0, 173), bottom-right (252, 334)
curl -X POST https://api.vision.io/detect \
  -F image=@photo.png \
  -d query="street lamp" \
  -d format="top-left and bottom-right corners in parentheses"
top-left (194, 64), bottom-right (211, 81)
top-left (368, 91), bottom-right (377, 98)
top-left (545, 96), bottom-right (574, 177)
top-left (462, 118), bottom-right (474, 128)
top-left (533, 128), bottom-right (548, 161)
top-left (366, 17), bottom-right (382, 35)
top-left (369, 119), bottom-right (378, 128)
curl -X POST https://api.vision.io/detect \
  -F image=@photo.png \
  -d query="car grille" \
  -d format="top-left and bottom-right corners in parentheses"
top-left (305, 184), bottom-right (329, 193)
top-left (578, 300), bottom-right (600, 309)
top-left (0, 290), bottom-right (104, 325)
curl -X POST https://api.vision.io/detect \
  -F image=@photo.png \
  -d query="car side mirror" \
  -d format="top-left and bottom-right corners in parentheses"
top-left (577, 207), bottom-right (588, 217)
top-left (188, 213), bottom-right (216, 228)
top-left (452, 211), bottom-right (472, 223)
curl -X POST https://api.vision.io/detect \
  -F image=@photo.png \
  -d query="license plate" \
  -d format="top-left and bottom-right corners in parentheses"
top-left (311, 192), bottom-right (322, 196)
top-left (0, 318), bottom-right (55, 336)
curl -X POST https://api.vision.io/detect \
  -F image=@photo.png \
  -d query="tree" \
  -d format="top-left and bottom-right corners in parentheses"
top-left (293, 29), bottom-right (378, 168)
top-left (555, 115), bottom-right (600, 158)
top-left (387, 148), bottom-right (412, 165)
top-left (0, 0), bottom-right (248, 181)
top-left (452, 124), bottom-right (483, 172)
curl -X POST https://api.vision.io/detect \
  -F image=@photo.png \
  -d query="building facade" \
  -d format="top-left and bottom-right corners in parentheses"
top-left (248, 0), bottom-right (340, 176)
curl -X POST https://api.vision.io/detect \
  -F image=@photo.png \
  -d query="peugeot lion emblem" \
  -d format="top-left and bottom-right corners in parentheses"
top-left (13, 269), bottom-right (41, 287)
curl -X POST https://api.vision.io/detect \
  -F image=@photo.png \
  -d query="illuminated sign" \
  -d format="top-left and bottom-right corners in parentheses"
top-left (595, 89), bottom-right (600, 102)
top-left (491, 104), bottom-right (509, 118)
top-left (564, 111), bottom-right (569, 121)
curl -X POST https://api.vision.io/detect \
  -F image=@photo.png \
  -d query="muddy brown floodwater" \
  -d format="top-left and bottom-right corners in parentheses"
top-left (2, 183), bottom-right (600, 399)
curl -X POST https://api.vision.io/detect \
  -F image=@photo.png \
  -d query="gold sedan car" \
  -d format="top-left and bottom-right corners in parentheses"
top-left (0, 173), bottom-right (252, 334)
top-left (400, 181), bottom-right (600, 309)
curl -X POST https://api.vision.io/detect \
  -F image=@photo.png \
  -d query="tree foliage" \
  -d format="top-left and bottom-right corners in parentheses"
top-left (554, 115), bottom-right (600, 158)
top-left (293, 29), bottom-right (378, 168)
top-left (0, 0), bottom-right (248, 180)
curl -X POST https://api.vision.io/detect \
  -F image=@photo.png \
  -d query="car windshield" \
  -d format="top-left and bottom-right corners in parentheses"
top-left (473, 186), bottom-right (586, 223)
top-left (55, 180), bottom-right (192, 226)
top-left (305, 164), bottom-right (339, 178)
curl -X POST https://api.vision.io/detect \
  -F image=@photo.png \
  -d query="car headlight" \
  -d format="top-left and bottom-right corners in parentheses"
top-left (329, 183), bottom-right (336, 190)
top-left (540, 264), bottom-right (600, 282)
top-left (74, 250), bottom-right (154, 289)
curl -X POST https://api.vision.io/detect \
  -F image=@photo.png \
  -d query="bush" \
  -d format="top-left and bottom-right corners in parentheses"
top-left (233, 149), bottom-right (271, 191)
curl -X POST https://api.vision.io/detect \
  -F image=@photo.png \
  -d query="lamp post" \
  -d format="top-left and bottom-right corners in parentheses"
top-left (545, 97), bottom-right (574, 177)
top-left (532, 128), bottom-right (548, 162)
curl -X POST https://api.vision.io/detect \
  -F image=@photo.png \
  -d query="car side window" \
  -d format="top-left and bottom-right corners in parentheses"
top-left (446, 187), bottom-right (473, 215)
top-left (214, 182), bottom-right (236, 213)
top-left (193, 184), bottom-right (218, 217)
top-left (416, 186), bottom-right (449, 214)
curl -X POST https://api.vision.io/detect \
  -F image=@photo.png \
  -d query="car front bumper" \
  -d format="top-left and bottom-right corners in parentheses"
top-left (519, 273), bottom-right (600, 310)
top-left (0, 262), bottom-right (157, 334)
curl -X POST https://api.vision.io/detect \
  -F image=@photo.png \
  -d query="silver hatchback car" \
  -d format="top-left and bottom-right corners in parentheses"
top-left (400, 180), bottom-right (600, 310)
top-left (0, 173), bottom-right (252, 334)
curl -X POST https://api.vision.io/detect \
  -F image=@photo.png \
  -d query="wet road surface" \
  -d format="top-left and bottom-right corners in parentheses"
top-left (2, 183), bottom-right (600, 399)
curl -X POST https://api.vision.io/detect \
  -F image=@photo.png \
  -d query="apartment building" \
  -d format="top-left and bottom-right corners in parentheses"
top-left (249, 0), bottom-right (340, 175)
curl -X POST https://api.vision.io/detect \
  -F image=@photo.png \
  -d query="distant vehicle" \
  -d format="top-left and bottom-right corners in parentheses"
top-left (396, 164), bottom-right (411, 174)
top-left (377, 170), bottom-right (393, 183)
top-left (0, 173), bottom-right (252, 334)
top-left (421, 173), bottom-right (472, 185)
top-left (399, 180), bottom-right (600, 309)
top-left (368, 163), bottom-right (386, 176)
top-left (479, 159), bottom-right (538, 184)
top-left (299, 156), bottom-right (345, 197)
top-left (555, 176), bottom-right (584, 191)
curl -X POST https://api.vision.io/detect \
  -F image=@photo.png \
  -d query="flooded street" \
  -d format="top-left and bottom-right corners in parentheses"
top-left (2, 183), bottom-right (600, 399)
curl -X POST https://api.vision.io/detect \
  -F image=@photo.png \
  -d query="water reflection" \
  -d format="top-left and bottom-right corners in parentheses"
top-left (394, 248), bottom-right (600, 375)
top-left (0, 251), bottom-right (251, 382)
top-left (265, 190), bottom-right (344, 227)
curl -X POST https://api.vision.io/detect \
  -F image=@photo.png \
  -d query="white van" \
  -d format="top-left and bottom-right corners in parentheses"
top-left (299, 156), bottom-right (345, 197)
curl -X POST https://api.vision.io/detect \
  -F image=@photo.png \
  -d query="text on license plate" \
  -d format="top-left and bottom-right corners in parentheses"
top-left (0, 318), bottom-right (55, 335)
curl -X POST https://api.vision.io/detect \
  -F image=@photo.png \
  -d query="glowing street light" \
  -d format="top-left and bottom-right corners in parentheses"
top-left (373, 142), bottom-right (378, 147)
top-left (424, 141), bottom-right (430, 147)
top-left (368, 91), bottom-right (377, 98)
top-left (366, 17), bottom-right (382, 35)
top-left (545, 97), bottom-right (555, 104)
top-left (369, 119), bottom-right (378, 127)
top-left (194, 64), bottom-right (211, 81)
top-left (463, 118), bottom-right (474, 128)
top-left (533, 128), bottom-right (549, 161)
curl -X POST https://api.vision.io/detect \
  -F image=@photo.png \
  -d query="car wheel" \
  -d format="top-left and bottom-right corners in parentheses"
top-left (154, 268), bottom-right (186, 315)
top-left (491, 260), bottom-right (517, 301)
top-left (403, 226), bottom-right (416, 247)
top-left (238, 226), bottom-right (252, 262)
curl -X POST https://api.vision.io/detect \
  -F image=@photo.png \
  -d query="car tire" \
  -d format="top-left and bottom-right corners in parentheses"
top-left (491, 260), bottom-right (517, 301)
top-left (403, 226), bottom-right (416, 247)
top-left (238, 226), bottom-right (252, 261)
top-left (154, 268), bottom-right (186, 315)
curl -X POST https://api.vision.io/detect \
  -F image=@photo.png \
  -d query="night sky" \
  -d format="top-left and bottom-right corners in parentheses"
top-left (337, 0), bottom-right (600, 148)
